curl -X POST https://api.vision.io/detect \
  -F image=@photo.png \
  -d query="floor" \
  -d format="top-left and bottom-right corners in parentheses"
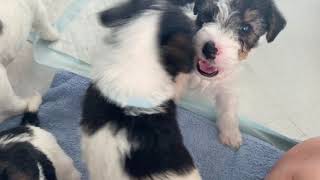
top-left (6, 0), bottom-right (320, 141)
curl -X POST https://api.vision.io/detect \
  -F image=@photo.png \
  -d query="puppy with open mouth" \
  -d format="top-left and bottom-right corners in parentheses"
top-left (80, 0), bottom-right (201, 179)
top-left (183, 0), bottom-right (287, 149)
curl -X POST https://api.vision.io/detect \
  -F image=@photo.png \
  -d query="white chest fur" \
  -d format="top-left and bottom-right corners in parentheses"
top-left (81, 125), bottom-right (132, 180)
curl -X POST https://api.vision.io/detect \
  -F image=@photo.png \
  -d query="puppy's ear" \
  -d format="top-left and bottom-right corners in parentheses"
top-left (193, 0), bottom-right (204, 15)
top-left (99, 1), bottom-right (133, 27)
top-left (99, 0), bottom-right (151, 27)
top-left (266, 2), bottom-right (286, 43)
top-left (162, 33), bottom-right (195, 76)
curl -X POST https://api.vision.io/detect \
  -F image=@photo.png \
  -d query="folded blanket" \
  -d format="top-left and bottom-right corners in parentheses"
top-left (0, 71), bottom-right (283, 180)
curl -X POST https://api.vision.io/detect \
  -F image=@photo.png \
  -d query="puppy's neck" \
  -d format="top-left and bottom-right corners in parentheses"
top-left (94, 69), bottom-right (174, 108)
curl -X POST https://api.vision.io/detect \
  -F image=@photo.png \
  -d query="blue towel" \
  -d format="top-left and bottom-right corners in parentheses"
top-left (0, 71), bottom-right (283, 180)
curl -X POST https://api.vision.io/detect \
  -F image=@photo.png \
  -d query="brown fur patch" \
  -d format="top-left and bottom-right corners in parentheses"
top-left (244, 10), bottom-right (260, 22)
top-left (238, 49), bottom-right (249, 60)
top-left (162, 33), bottom-right (195, 76)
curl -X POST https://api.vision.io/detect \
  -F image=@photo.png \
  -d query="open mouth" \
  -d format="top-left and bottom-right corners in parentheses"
top-left (196, 59), bottom-right (219, 77)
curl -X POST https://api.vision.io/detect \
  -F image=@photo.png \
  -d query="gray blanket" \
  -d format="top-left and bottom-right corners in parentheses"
top-left (0, 71), bottom-right (283, 180)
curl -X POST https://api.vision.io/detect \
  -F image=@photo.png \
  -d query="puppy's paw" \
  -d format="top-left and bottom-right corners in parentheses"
top-left (219, 129), bottom-right (242, 150)
top-left (41, 28), bottom-right (60, 42)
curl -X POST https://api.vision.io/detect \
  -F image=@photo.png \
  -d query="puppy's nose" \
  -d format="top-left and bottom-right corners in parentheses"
top-left (202, 41), bottom-right (218, 60)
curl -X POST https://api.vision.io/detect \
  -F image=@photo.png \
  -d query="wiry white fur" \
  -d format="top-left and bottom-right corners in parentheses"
top-left (29, 126), bottom-right (81, 180)
top-left (0, 0), bottom-right (59, 123)
top-left (93, 11), bottom-right (174, 109)
top-left (0, 131), bottom-right (32, 146)
top-left (215, 0), bottom-right (238, 27)
top-left (82, 126), bottom-right (132, 180)
top-left (190, 21), bottom-right (243, 149)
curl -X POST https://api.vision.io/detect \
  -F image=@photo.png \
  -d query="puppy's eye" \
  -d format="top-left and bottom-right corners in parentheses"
top-left (240, 24), bottom-right (252, 34)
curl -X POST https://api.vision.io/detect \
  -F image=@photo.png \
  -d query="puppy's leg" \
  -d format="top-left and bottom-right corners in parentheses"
top-left (0, 64), bottom-right (42, 123)
top-left (174, 73), bottom-right (191, 102)
top-left (215, 84), bottom-right (242, 149)
top-left (32, 0), bottom-right (59, 41)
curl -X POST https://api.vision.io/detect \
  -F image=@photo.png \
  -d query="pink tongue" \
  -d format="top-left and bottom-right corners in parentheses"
top-left (198, 60), bottom-right (218, 74)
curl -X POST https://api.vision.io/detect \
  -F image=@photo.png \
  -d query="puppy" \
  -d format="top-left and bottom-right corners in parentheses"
top-left (0, 98), bottom-right (80, 180)
top-left (184, 0), bottom-right (286, 149)
top-left (80, 0), bottom-right (201, 179)
top-left (0, 0), bottom-right (59, 123)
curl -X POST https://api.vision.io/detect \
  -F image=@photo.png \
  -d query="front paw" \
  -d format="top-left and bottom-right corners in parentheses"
top-left (41, 28), bottom-right (60, 42)
top-left (219, 129), bottom-right (242, 150)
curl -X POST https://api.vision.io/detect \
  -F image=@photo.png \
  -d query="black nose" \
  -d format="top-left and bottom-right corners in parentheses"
top-left (202, 41), bottom-right (218, 59)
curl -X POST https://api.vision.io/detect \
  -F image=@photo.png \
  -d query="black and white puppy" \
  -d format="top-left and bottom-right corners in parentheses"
top-left (80, 0), bottom-right (201, 179)
top-left (180, 0), bottom-right (287, 149)
top-left (0, 101), bottom-right (80, 180)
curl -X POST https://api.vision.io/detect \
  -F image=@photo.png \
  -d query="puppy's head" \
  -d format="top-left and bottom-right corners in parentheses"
top-left (96, 0), bottom-right (195, 108)
top-left (193, 0), bottom-right (286, 79)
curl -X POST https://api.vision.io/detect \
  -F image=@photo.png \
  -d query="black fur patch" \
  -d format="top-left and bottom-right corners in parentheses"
top-left (0, 20), bottom-right (3, 35)
top-left (99, 0), bottom-right (155, 27)
top-left (0, 142), bottom-right (57, 180)
top-left (21, 112), bottom-right (40, 127)
top-left (159, 6), bottom-right (196, 77)
top-left (0, 126), bottom-right (33, 139)
top-left (81, 85), bottom-right (196, 178)
top-left (36, 147), bottom-right (57, 180)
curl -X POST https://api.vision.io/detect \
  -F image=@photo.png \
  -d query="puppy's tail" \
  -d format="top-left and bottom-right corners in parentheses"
top-left (21, 93), bottom-right (42, 127)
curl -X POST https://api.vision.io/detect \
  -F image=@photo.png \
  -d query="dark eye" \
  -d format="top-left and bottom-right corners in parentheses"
top-left (240, 24), bottom-right (252, 34)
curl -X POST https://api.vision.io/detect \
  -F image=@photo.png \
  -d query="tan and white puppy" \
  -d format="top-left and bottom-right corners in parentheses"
top-left (177, 0), bottom-right (286, 149)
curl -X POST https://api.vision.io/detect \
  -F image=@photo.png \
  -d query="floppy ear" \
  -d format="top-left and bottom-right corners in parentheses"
top-left (99, 0), bottom-right (152, 27)
top-left (266, 2), bottom-right (287, 43)
top-left (193, 0), bottom-right (204, 15)
top-left (99, 1), bottom-right (135, 27)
